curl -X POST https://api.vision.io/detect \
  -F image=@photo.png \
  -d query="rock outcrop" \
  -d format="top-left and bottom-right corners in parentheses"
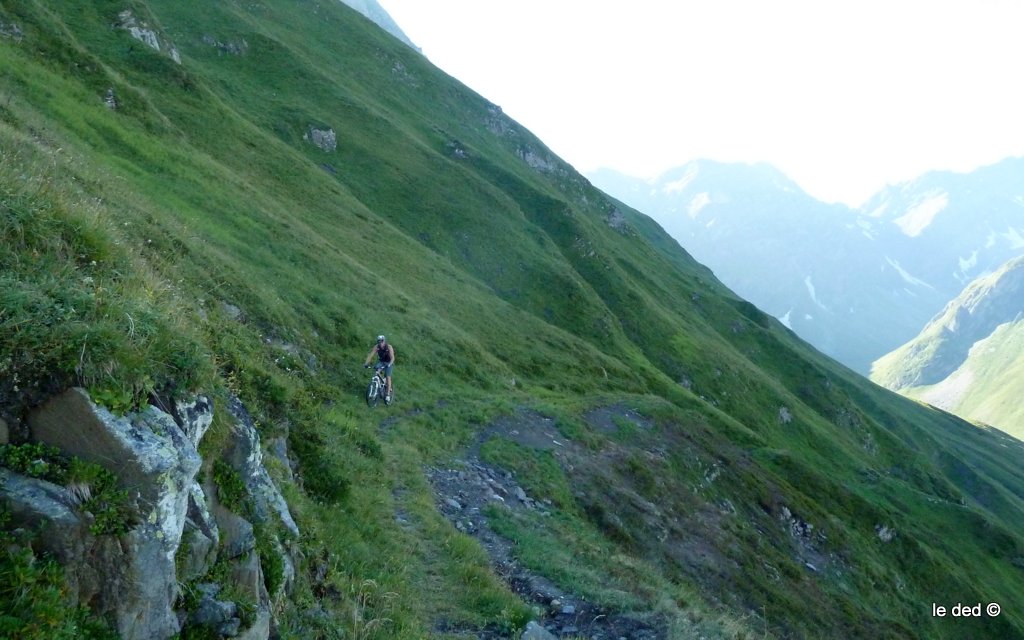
top-left (0, 387), bottom-right (298, 640)
top-left (117, 9), bottom-right (181, 64)
top-left (304, 126), bottom-right (337, 153)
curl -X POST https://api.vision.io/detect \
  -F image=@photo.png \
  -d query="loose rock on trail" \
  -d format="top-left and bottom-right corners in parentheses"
top-left (426, 408), bottom-right (665, 640)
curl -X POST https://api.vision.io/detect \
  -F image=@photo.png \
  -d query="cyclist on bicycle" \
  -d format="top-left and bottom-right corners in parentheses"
top-left (363, 335), bottom-right (395, 401)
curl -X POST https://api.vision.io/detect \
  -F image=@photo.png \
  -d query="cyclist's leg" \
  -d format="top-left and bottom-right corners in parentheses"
top-left (385, 363), bottom-right (393, 395)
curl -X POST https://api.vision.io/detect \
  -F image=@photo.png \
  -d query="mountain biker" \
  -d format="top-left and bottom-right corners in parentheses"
top-left (363, 335), bottom-right (395, 401)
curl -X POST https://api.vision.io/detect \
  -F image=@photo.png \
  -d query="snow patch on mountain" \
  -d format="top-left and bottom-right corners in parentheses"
top-left (779, 309), bottom-right (793, 329)
top-left (865, 201), bottom-right (889, 218)
top-left (689, 192), bottom-right (711, 218)
top-left (893, 191), bottom-right (948, 237)
top-left (804, 276), bottom-right (829, 311)
top-left (958, 250), bottom-right (979, 276)
top-left (1002, 227), bottom-right (1024, 249)
top-left (662, 164), bottom-right (700, 194)
top-left (885, 257), bottom-right (934, 289)
top-left (857, 218), bottom-right (877, 239)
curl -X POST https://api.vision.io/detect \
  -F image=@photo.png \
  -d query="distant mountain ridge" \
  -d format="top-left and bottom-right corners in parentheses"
top-left (589, 157), bottom-right (1024, 373)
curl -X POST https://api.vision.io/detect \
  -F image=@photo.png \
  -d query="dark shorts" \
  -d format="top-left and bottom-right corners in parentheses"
top-left (377, 362), bottom-right (393, 377)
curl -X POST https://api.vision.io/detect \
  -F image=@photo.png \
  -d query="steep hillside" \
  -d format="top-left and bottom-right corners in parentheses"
top-left (873, 256), bottom-right (1024, 437)
top-left (591, 158), bottom-right (1024, 374)
top-left (3, 2), bottom-right (1024, 639)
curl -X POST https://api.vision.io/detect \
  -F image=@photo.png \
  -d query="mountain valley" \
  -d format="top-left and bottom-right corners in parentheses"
top-left (2, 2), bottom-right (1024, 639)
top-left (590, 158), bottom-right (1024, 375)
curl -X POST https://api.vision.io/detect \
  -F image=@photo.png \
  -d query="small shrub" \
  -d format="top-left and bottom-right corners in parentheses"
top-left (497, 604), bottom-right (532, 637)
top-left (88, 383), bottom-right (142, 416)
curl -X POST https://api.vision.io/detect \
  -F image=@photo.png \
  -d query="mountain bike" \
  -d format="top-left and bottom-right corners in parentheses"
top-left (365, 363), bottom-right (393, 407)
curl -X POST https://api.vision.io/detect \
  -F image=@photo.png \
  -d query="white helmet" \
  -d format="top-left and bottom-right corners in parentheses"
top-left (376, 335), bottom-right (386, 343)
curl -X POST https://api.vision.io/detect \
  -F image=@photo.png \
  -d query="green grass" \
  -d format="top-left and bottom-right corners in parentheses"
top-left (3, 1), bottom-right (1024, 638)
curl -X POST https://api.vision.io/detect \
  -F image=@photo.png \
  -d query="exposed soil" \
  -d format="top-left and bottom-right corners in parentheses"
top-left (425, 408), bottom-right (665, 639)
top-left (581, 405), bottom-right (654, 436)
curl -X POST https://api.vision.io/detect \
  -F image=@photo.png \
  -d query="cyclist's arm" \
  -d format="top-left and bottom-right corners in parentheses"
top-left (363, 348), bottom-right (375, 366)
top-left (388, 345), bottom-right (395, 365)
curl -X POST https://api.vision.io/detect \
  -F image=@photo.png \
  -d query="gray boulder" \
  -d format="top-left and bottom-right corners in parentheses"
top-left (189, 583), bottom-right (241, 637)
top-left (177, 482), bottom-right (220, 583)
top-left (521, 621), bottom-right (558, 640)
top-left (26, 388), bottom-right (208, 640)
top-left (7, 388), bottom-right (293, 640)
top-left (304, 127), bottom-right (337, 153)
top-left (0, 469), bottom-right (86, 562)
top-left (1, 469), bottom-right (178, 639)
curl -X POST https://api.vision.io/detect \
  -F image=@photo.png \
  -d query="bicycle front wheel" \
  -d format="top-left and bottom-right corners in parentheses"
top-left (366, 380), bottom-right (380, 407)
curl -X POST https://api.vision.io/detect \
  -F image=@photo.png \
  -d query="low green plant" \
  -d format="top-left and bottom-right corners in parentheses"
top-left (255, 524), bottom-right (286, 598)
top-left (0, 507), bottom-right (118, 639)
top-left (178, 622), bottom-right (221, 640)
top-left (287, 417), bottom-right (351, 504)
top-left (212, 459), bottom-right (248, 514)
top-left (0, 443), bottom-right (65, 482)
top-left (496, 604), bottom-right (532, 637)
top-left (88, 383), bottom-right (143, 416)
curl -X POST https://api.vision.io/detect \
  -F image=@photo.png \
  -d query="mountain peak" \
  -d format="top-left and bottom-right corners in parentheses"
top-left (338, 0), bottom-right (420, 51)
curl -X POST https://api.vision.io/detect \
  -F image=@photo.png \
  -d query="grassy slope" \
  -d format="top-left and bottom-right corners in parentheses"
top-left (901, 321), bottom-right (1024, 438)
top-left (873, 257), bottom-right (1024, 437)
top-left (2, 1), bottom-right (1024, 638)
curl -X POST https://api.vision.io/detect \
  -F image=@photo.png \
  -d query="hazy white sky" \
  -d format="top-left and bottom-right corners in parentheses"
top-left (377, 1), bottom-right (1024, 206)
